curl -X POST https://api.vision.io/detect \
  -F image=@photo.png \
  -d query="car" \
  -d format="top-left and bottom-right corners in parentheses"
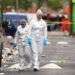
top-left (2, 12), bottom-right (31, 37)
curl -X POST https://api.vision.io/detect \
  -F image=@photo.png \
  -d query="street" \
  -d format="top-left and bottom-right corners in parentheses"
top-left (0, 0), bottom-right (74, 74)
top-left (0, 32), bottom-right (75, 75)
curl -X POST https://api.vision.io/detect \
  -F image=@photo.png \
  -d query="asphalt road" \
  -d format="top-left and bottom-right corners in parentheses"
top-left (0, 32), bottom-right (75, 75)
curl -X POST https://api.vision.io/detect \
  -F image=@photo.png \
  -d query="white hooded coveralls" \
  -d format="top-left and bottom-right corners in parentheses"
top-left (14, 24), bottom-right (31, 67)
top-left (30, 19), bottom-right (47, 68)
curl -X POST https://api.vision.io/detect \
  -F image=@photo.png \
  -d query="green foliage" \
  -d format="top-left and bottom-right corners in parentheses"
top-left (19, 0), bottom-right (32, 9)
top-left (32, 0), bottom-right (43, 8)
top-left (3, 0), bottom-right (16, 7)
top-left (1, 0), bottom-right (63, 10)
top-left (47, 0), bottom-right (62, 10)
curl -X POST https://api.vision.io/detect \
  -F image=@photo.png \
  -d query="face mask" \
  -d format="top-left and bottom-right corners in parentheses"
top-left (21, 23), bottom-right (26, 28)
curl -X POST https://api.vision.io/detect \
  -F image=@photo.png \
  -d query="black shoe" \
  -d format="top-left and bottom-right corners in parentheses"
top-left (33, 68), bottom-right (39, 72)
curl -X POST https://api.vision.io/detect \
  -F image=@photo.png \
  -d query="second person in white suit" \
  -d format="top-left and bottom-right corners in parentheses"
top-left (14, 20), bottom-right (31, 70)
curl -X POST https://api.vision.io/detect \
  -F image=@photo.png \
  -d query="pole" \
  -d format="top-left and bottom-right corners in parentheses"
top-left (0, 0), bottom-right (3, 25)
top-left (0, 0), bottom-right (3, 68)
top-left (0, 42), bottom-right (3, 67)
top-left (71, 0), bottom-right (75, 34)
top-left (16, 0), bottom-right (19, 11)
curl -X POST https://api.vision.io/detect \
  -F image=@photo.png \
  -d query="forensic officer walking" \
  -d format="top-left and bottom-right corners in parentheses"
top-left (14, 20), bottom-right (31, 70)
top-left (29, 9), bottom-right (48, 71)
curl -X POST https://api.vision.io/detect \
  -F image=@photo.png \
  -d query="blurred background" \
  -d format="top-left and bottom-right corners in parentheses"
top-left (0, 0), bottom-right (71, 34)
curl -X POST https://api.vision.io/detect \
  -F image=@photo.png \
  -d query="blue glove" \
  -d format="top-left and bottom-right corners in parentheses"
top-left (12, 43), bottom-right (17, 48)
top-left (27, 36), bottom-right (32, 46)
top-left (44, 37), bottom-right (48, 46)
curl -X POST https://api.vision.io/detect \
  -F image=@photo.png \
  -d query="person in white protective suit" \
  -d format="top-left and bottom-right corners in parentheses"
top-left (29, 9), bottom-right (48, 71)
top-left (14, 20), bottom-right (31, 70)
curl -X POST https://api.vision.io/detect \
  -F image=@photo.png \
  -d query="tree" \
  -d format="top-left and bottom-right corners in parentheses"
top-left (3, 0), bottom-right (16, 8)
top-left (2, 0), bottom-right (63, 11)
top-left (32, 0), bottom-right (43, 8)
top-left (19, 0), bottom-right (32, 10)
top-left (47, 0), bottom-right (63, 10)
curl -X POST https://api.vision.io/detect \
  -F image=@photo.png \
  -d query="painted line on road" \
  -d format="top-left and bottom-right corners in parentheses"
top-left (41, 63), bottom-right (62, 69)
top-left (57, 41), bottom-right (68, 45)
top-left (50, 60), bottom-right (66, 64)
top-left (8, 63), bottom-right (20, 69)
top-left (0, 73), bottom-right (5, 75)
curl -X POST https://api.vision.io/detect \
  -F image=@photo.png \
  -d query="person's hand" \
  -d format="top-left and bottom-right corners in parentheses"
top-left (13, 43), bottom-right (17, 48)
top-left (44, 37), bottom-right (49, 46)
top-left (27, 36), bottom-right (32, 46)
